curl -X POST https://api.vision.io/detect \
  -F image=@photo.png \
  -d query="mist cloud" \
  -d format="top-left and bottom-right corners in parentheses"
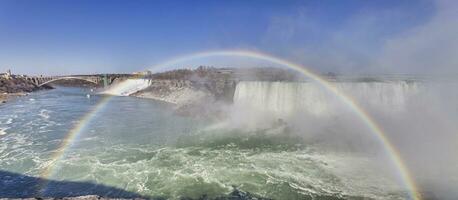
top-left (262, 0), bottom-right (458, 75)
top-left (377, 0), bottom-right (458, 74)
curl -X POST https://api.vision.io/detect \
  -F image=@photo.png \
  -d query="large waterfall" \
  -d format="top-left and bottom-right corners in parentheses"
top-left (102, 79), bottom-right (151, 96)
top-left (233, 81), bottom-right (419, 116)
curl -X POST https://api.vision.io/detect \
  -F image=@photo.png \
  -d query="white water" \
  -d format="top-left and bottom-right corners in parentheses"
top-left (233, 81), bottom-right (419, 116)
top-left (102, 79), bottom-right (151, 96)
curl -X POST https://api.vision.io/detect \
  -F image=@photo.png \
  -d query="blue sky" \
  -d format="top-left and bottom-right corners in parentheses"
top-left (1, 0), bottom-right (456, 75)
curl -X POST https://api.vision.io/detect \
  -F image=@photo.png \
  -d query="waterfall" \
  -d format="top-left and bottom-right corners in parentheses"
top-left (233, 81), bottom-right (418, 116)
top-left (102, 79), bottom-right (151, 96)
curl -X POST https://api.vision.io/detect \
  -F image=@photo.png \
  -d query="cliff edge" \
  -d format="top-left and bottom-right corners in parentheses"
top-left (0, 76), bottom-right (52, 103)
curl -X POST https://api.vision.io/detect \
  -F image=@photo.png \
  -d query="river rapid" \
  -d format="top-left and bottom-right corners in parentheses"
top-left (0, 87), bottom-right (412, 199)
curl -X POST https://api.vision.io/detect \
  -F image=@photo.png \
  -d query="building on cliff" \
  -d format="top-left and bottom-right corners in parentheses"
top-left (1, 69), bottom-right (12, 79)
top-left (133, 70), bottom-right (152, 76)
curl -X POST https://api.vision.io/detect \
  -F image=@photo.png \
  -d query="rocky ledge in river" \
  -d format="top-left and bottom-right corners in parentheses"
top-left (129, 67), bottom-right (237, 118)
top-left (131, 79), bottom-right (235, 118)
top-left (131, 79), bottom-right (235, 104)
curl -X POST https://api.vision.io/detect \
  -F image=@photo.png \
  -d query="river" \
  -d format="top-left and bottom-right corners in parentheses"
top-left (0, 86), bottom-right (413, 199)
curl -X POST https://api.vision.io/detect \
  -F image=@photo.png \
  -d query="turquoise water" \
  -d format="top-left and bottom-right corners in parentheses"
top-left (0, 87), bottom-right (408, 199)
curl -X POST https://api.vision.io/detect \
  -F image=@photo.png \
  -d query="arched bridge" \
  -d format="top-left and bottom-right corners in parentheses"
top-left (25, 76), bottom-right (105, 87)
top-left (24, 74), bottom-right (138, 87)
top-left (38, 77), bottom-right (102, 87)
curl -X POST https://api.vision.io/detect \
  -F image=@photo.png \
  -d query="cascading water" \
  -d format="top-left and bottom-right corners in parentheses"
top-left (0, 85), bottom-right (418, 199)
top-left (233, 81), bottom-right (419, 117)
top-left (102, 79), bottom-right (152, 96)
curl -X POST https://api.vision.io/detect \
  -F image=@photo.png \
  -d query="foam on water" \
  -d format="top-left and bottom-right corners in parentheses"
top-left (0, 127), bottom-right (8, 136)
top-left (0, 86), bottom-right (413, 199)
top-left (39, 109), bottom-right (51, 119)
top-left (5, 118), bottom-right (13, 125)
top-left (49, 140), bottom-right (405, 199)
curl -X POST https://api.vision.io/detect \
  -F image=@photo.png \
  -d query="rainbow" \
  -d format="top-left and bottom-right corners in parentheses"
top-left (38, 95), bottom-right (113, 195)
top-left (39, 50), bottom-right (421, 199)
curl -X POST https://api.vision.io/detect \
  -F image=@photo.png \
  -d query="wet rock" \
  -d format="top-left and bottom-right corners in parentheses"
top-left (0, 76), bottom-right (52, 94)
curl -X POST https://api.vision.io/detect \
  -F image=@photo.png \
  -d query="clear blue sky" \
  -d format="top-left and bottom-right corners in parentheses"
top-left (1, 0), bottom-right (456, 75)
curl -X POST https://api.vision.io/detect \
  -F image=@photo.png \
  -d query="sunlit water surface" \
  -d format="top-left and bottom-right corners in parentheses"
top-left (0, 87), bottom-right (408, 199)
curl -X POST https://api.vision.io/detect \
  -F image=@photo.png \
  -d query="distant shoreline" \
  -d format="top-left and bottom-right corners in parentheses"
top-left (0, 74), bottom-right (52, 104)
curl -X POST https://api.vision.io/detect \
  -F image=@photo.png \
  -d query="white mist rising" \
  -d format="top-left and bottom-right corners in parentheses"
top-left (100, 76), bottom-right (458, 199)
top-left (226, 80), bottom-right (458, 199)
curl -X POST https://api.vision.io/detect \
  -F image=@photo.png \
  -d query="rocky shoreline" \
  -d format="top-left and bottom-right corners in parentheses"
top-left (127, 68), bottom-right (237, 118)
top-left (131, 79), bottom-right (235, 103)
top-left (0, 76), bottom-right (52, 104)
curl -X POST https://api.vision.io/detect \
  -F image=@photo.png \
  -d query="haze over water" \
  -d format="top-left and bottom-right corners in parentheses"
top-left (1, 0), bottom-right (458, 199)
top-left (1, 79), bottom-right (456, 199)
top-left (0, 86), bottom-right (409, 199)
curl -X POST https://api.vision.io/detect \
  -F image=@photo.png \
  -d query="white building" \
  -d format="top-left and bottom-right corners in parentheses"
top-left (1, 69), bottom-right (12, 79)
top-left (133, 70), bottom-right (152, 76)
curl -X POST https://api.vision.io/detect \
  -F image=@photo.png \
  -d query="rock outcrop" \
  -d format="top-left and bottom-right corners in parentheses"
top-left (130, 79), bottom-right (235, 118)
top-left (132, 80), bottom-right (210, 104)
top-left (131, 80), bottom-right (235, 104)
top-left (0, 77), bottom-right (48, 93)
top-left (0, 76), bottom-right (52, 103)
